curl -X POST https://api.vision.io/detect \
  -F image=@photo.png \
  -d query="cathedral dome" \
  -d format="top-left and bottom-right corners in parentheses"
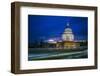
top-left (62, 23), bottom-right (74, 41)
top-left (64, 28), bottom-right (73, 34)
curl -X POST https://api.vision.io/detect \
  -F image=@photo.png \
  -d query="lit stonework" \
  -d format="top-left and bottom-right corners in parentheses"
top-left (62, 23), bottom-right (74, 41)
top-left (46, 23), bottom-right (80, 49)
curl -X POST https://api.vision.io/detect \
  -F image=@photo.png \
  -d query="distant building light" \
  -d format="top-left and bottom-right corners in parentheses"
top-left (47, 39), bottom-right (57, 43)
top-left (48, 39), bottom-right (54, 42)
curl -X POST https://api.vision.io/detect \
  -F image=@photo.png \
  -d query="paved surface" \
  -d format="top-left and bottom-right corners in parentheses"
top-left (28, 49), bottom-right (88, 60)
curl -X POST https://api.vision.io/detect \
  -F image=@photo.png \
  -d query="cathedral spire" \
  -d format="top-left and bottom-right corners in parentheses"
top-left (67, 22), bottom-right (70, 27)
top-left (66, 22), bottom-right (70, 28)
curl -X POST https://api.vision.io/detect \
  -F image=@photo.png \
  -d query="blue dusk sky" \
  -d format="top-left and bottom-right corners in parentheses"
top-left (28, 15), bottom-right (88, 43)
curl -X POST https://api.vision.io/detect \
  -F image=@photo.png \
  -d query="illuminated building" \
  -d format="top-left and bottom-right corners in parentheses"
top-left (46, 23), bottom-right (80, 49)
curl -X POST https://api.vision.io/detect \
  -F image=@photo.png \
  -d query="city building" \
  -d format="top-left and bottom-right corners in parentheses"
top-left (47, 23), bottom-right (80, 49)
